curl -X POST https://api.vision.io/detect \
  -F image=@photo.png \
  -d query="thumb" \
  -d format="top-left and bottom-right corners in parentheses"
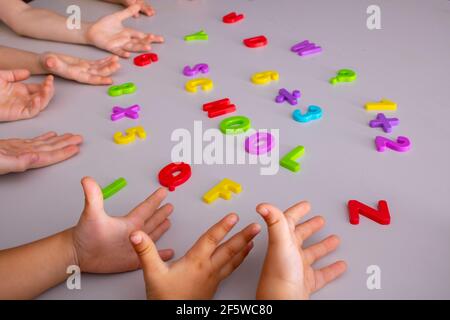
top-left (81, 176), bottom-right (105, 217)
top-left (256, 203), bottom-right (291, 245)
top-left (130, 230), bottom-right (167, 278)
top-left (43, 55), bottom-right (61, 73)
top-left (114, 4), bottom-right (140, 21)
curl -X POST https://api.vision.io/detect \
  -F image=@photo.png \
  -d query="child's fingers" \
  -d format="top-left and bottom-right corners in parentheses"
top-left (313, 261), bottom-right (347, 292)
top-left (37, 76), bottom-right (54, 111)
top-left (141, 4), bottom-right (155, 16)
top-left (24, 83), bottom-right (44, 94)
top-left (88, 61), bottom-right (120, 77)
top-left (80, 175), bottom-right (107, 216)
top-left (45, 133), bottom-right (82, 147)
top-left (92, 55), bottom-right (116, 65)
top-left (72, 69), bottom-right (106, 85)
top-left (294, 216), bottom-right (325, 243)
top-left (256, 203), bottom-right (291, 245)
top-left (33, 134), bottom-right (82, 152)
top-left (127, 187), bottom-right (168, 221)
top-left (84, 74), bottom-right (113, 85)
top-left (50, 134), bottom-right (84, 149)
top-left (32, 131), bottom-right (57, 141)
top-left (30, 145), bottom-right (80, 169)
top-left (211, 223), bottom-right (261, 269)
top-left (115, 4), bottom-right (140, 21)
top-left (157, 248), bottom-right (174, 262)
top-left (219, 241), bottom-right (254, 279)
top-left (104, 39), bottom-right (130, 58)
top-left (42, 74), bottom-right (54, 88)
top-left (147, 34), bottom-right (164, 43)
top-left (303, 235), bottom-right (340, 265)
top-left (0, 69), bottom-right (30, 82)
top-left (143, 203), bottom-right (173, 233)
top-left (123, 40), bottom-right (151, 52)
top-left (12, 69), bottom-right (31, 82)
top-left (284, 201), bottom-right (311, 224)
top-left (26, 75), bottom-right (53, 95)
top-left (111, 47), bottom-right (130, 58)
top-left (130, 230), bottom-right (167, 277)
top-left (26, 95), bottom-right (43, 119)
top-left (149, 219), bottom-right (171, 242)
top-left (186, 213), bottom-right (239, 259)
top-left (127, 29), bottom-right (148, 40)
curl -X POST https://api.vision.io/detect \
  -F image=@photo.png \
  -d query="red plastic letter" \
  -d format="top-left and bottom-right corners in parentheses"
top-left (243, 35), bottom-right (268, 48)
top-left (223, 12), bottom-right (244, 24)
top-left (348, 200), bottom-right (391, 225)
top-left (158, 162), bottom-right (191, 191)
top-left (134, 53), bottom-right (158, 67)
top-left (203, 98), bottom-right (236, 118)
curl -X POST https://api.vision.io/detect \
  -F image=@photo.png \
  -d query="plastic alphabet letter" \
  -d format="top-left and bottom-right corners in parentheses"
top-left (292, 105), bottom-right (322, 123)
top-left (113, 126), bottom-right (146, 144)
top-left (251, 71), bottom-right (279, 85)
top-left (102, 177), bottom-right (127, 200)
top-left (348, 200), bottom-right (391, 225)
top-left (133, 53), bottom-right (158, 67)
top-left (280, 146), bottom-right (305, 172)
top-left (183, 63), bottom-right (209, 77)
top-left (203, 98), bottom-right (236, 118)
top-left (111, 104), bottom-right (140, 121)
top-left (245, 132), bottom-right (275, 155)
top-left (223, 12), bottom-right (244, 24)
top-left (369, 113), bottom-right (399, 133)
top-left (158, 162), bottom-right (192, 191)
top-left (243, 35), bottom-right (268, 48)
top-left (203, 178), bottom-right (242, 204)
top-left (108, 82), bottom-right (137, 97)
top-left (375, 136), bottom-right (411, 152)
top-left (185, 78), bottom-right (214, 93)
top-left (365, 99), bottom-right (397, 111)
top-left (219, 116), bottom-right (251, 134)
top-left (184, 30), bottom-right (208, 41)
top-left (330, 69), bottom-right (357, 85)
top-left (291, 40), bottom-right (322, 56)
top-left (275, 88), bottom-right (301, 105)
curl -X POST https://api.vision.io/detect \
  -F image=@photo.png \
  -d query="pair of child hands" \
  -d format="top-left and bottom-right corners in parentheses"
top-left (73, 178), bottom-right (346, 300)
top-left (0, 1), bottom-right (163, 87)
top-left (0, 177), bottom-right (346, 299)
top-left (0, 69), bottom-right (82, 175)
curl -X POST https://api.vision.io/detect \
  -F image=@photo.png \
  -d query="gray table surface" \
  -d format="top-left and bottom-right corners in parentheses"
top-left (0, 0), bottom-right (449, 299)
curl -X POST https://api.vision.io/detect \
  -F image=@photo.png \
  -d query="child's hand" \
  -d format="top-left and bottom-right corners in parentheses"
top-left (256, 202), bottom-right (347, 300)
top-left (39, 53), bottom-right (120, 85)
top-left (0, 70), bottom-right (54, 122)
top-left (86, 5), bottom-right (163, 58)
top-left (71, 178), bottom-right (174, 273)
top-left (130, 214), bottom-right (261, 299)
top-left (103, 0), bottom-right (155, 17)
top-left (0, 132), bottom-right (83, 175)
top-left (124, 0), bottom-right (155, 17)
